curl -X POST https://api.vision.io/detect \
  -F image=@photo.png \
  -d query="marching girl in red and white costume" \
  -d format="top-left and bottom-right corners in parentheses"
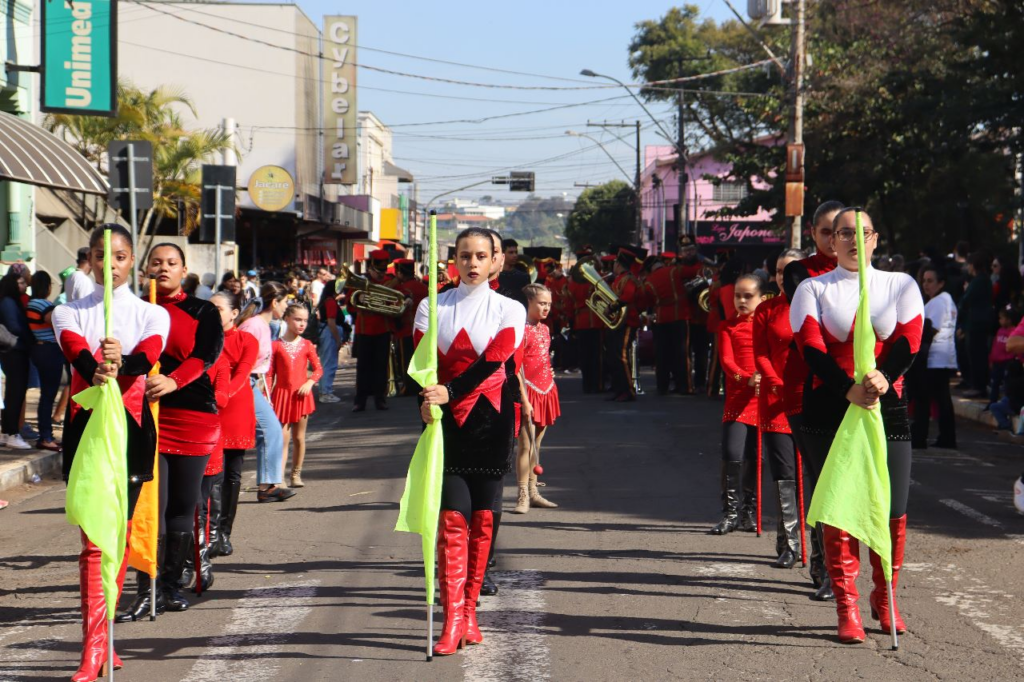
top-left (752, 249), bottom-right (805, 568)
top-left (512, 283), bottom-right (561, 514)
top-left (710, 274), bottom-right (765, 535)
top-left (417, 227), bottom-right (526, 656)
top-left (53, 225), bottom-right (170, 682)
top-left (790, 208), bottom-right (923, 644)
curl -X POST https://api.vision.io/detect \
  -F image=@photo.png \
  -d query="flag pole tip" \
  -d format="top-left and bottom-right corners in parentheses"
top-left (429, 209), bottom-right (437, 216)
top-left (426, 654), bottom-right (433, 662)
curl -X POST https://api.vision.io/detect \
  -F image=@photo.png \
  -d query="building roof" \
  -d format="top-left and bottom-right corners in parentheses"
top-left (435, 214), bottom-right (494, 222)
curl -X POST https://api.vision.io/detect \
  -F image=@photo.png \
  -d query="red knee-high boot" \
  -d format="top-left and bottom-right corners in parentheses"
top-left (433, 511), bottom-right (469, 656)
top-left (73, 523), bottom-right (132, 682)
top-left (822, 524), bottom-right (865, 644)
top-left (869, 515), bottom-right (907, 634)
top-left (464, 511), bottom-right (494, 645)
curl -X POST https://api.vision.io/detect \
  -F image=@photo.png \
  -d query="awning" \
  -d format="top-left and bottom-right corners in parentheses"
top-left (0, 112), bottom-right (108, 195)
top-left (383, 160), bottom-right (414, 183)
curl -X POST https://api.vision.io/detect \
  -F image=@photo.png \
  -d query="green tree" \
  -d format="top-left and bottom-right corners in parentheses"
top-left (499, 194), bottom-right (574, 246)
top-left (45, 81), bottom-right (237, 249)
top-left (565, 181), bottom-right (636, 251)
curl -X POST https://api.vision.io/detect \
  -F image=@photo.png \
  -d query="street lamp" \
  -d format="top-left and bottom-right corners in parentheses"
top-left (580, 69), bottom-right (681, 159)
top-left (565, 130), bottom-right (633, 184)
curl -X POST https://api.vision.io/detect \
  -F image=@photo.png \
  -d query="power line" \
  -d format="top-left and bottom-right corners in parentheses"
top-left (126, 1), bottom-right (772, 92)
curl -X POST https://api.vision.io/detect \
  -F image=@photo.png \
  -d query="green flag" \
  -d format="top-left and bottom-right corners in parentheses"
top-left (65, 229), bottom-right (129, 619)
top-left (806, 212), bottom-right (893, 581)
top-left (395, 212), bottom-right (444, 605)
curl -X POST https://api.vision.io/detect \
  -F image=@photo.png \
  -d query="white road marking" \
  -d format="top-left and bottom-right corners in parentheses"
top-left (965, 488), bottom-right (1011, 506)
top-left (939, 498), bottom-right (1004, 529)
top-left (461, 570), bottom-right (550, 682)
top-left (182, 579), bottom-right (319, 682)
top-left (695, 563), bottom-right (757, 577)
top-left (904, 563), bottom-right (1024, 662)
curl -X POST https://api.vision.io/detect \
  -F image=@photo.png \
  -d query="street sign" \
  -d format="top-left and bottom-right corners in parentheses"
top-left (785, 182), bottom-right (805, 218)
top-left (785, 143), bottom-right (805, 183)
top-left (200, 165), bottom-right (236, 243)
top-left (108, 141), bottom-right (153, 212)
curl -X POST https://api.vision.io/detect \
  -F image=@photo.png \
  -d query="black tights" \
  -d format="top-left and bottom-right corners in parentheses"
top-left (223, 449), bottom-right (245, 487)
top-left (764, 432), bottom-right (797, 481)
top-left (802, 433), bottom-right (911, 518)
top-left (721, 421), bottom-right (757, 464)
top-left (159, 453), bottom-right (211, 534)
top-left (440, 474), bottom-right (502, 521)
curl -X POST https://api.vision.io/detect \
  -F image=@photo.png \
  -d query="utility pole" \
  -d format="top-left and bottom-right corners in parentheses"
top-left (678, 89), bottom-right (687, 240)
top-left (788, 0), bottom-right (806, 249)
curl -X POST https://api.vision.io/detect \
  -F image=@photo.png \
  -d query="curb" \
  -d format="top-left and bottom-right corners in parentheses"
top-left (0, 449), bottom-right (62, 493)
top-left (952, 395), bottom-right (997, 429)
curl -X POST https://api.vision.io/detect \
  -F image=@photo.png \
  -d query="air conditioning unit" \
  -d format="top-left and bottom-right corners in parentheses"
top-left (748, 0), bottom-right (789, 25)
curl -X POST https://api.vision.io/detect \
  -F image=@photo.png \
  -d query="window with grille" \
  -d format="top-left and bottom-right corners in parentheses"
top-left (712, 182), bottom-right (748, 204)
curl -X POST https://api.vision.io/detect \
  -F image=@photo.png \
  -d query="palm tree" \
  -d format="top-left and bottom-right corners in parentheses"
top-left (45, 81), bottom-right (238, 249)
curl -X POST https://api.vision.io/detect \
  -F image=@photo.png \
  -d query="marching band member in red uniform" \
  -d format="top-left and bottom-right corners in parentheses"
top-left (643, 256), bottom-right (688, 395)
top-left (791, 207), bottom-right (924, 644)
top-left (54, 225), bottom-right (170, 682)
top-left (710, 274), bottom-right (765, 535)
top-left (348, 250), bottom-right (397, 412)
top-left (781, 200), bottom-right (843, 601)
top-left (606, 250), bottom-right (642, 402)
top-left (393, 258), bottom-right (429, 396)
top-left (752, 249), bottom-right (805, 568)
top-left (417, 227), bottom-right (526, 655)
top-left (569, 247), bottom-right (604, 394)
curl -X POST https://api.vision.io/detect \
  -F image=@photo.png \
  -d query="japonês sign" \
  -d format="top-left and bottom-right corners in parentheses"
top-left (693, 221), bottom-right (785, 246)
top-left (323, 15), bottom-right (357, 185)
top-left (41, 0), bottom-right (117, 116)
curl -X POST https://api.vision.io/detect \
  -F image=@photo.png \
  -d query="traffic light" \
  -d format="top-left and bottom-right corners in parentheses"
top-left (509, 171), bottom-right (535, 192)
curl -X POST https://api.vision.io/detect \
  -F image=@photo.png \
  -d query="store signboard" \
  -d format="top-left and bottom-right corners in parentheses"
top-left (323, 15), bottom-right (357, 185)
top-left (247, 165), bottom-right (295, 212)
top-left (41, 0), bottom-right (117, 115)
top-left (693, 220), bottom-right (784, 246)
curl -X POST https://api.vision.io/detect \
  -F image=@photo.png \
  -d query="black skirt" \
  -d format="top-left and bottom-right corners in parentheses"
top-left (440, 382), bottom-right (515, 477)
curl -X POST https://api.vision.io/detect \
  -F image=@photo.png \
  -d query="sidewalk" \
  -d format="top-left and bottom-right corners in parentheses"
top-left (0, 387), bottom-right (64, 493)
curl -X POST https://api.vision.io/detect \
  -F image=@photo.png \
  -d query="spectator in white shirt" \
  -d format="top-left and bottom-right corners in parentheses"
top-left (910, 266), bottom-right (958, 449)
top-left (65, 247), bottom-right (96, 302)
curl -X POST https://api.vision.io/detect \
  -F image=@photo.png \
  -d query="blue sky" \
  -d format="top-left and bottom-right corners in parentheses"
top-left (298, 0), bottom-right (735, 203)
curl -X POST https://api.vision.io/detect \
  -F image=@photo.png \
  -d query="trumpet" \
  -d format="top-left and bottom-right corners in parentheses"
top-left (341, 266), bottom-right (406, 317)
top-left (570, 256), bottom-right (624, 329)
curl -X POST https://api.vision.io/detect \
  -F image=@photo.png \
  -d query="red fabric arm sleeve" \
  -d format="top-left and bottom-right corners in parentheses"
top-left (718, 326), bottom-right (747, 380)
top-left (752, 307), bottom-right (782, 387)
top-left (228, 335), bottom-right (258, 399)
top-left (308, 341), bottom-right (324, 383)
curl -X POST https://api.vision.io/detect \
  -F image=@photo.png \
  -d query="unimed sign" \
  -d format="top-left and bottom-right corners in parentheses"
top-left (42, 0), bottom-right (117, 116)
top-left (323, 15), bottom-right (357, 185)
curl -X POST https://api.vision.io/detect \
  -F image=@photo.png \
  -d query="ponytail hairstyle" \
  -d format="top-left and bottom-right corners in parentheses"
top-left (522, 283), bottom-right (550, 302)
top-left (736, 272), bottom-right (766, 294)
top-left (283, 301), bottom-right (308, 319)
top-left (146, 242), bottom-right (187, 266)
top-left (210, 290), bottom-right (243, 314)
top-left (235, 281), bottom-right (288, 327)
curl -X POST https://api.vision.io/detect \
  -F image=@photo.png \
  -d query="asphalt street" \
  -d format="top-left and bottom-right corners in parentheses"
top-left (2, 365), bottom-right (1024, 681)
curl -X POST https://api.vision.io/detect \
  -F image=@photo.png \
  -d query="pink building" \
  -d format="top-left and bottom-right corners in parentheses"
top-left (640, 139), bottom-right (784, 255)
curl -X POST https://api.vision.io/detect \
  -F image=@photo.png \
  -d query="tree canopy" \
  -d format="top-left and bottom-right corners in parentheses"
top-left (565, 181), bottom-right (636, 251)
top-left (628, 1), bottom-right (1022, 256)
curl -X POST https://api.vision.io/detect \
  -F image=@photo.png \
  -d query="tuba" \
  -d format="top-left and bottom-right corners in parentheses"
top-left (341, 266), bottom-right (406, 317)
top-left (512, 255), bottom-right (538, 283)
top-left (570, 256), bottom-right (624, 329)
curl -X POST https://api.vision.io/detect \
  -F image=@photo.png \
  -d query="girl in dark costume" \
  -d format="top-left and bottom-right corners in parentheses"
top-left (54, 225), bottom-right (170, 682)
top-left (417, 228), bottom-right (526, 656)
top-left (790, 208), bottom-right (923, 644)
top-left (119, 243), bottom-right (224, 620)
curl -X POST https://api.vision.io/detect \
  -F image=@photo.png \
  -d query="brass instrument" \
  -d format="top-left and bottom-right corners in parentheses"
top-left (570, 256), bottom-right (624, 329)
top-left (512, 255), bottom-right (537, 283)
top-left (684, 267), bottom-right (715, 313)
top-left (341, 266), bottom-right (406, 317)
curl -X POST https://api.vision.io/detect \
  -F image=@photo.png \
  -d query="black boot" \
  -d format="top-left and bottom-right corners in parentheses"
top-left (480, 511), bottom-right (500, 597)
top-left (773, 481), bottom-right (801, 569)
top-left (218, 478), bottom-right (241, 557)
top-left (116, 568), bottom-right (167, 622)
top-left (809, 521), bottom-right (825, 588)
top-left (711, 461), bottom-right (742, 535)
top-left (195, 522), bottom-right (214, 594)
top-left (207, 473), bottom-right (225, 559)
top-left (737, 459), bottom-right (758, 532)
top-left (162, 531), bottom-right (193, 612)
top-left (810, 524), bottom-right (835, 601)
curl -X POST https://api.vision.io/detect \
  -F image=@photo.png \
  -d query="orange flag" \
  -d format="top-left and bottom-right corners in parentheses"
top-left (128, 279), bottom-right (160, 577)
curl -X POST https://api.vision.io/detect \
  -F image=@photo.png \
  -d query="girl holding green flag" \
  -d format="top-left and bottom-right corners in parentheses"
top-left (53, 225), bottom-right (170, 681)
top-left (790, 208), bottom-right (924, 644)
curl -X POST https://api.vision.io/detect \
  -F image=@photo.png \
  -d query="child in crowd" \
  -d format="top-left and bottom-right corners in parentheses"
top-left (988, 307), bottom-right (1021, 404)
top-left (513, 284), bottom-right (561, 514)
top-left (268, 304), bottom-right (323, 488)
top-left (711, 274), bottom-right (765, 535)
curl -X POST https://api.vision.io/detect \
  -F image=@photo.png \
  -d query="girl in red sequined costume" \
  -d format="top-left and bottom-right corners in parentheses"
top-left (513, 283), bottom-right (560, 514)
top-left (710, 274), bottom-right (765, 535)
top-left (268, 304), bottom-right (323, 488)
